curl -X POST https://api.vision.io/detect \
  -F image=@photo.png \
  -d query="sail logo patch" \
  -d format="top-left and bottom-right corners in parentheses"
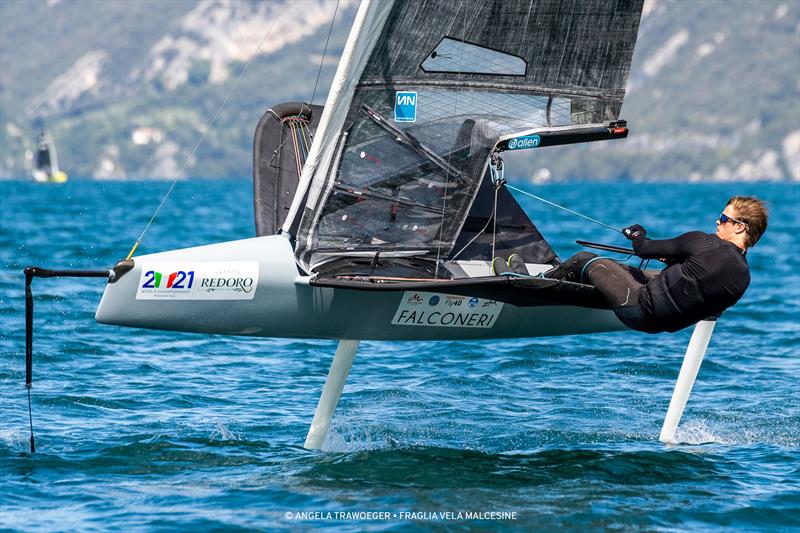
top-left (394, 91), bottom-right (417, 122)
top-left (392, 291), bottom-right (503, 328)
top-left (136, 261), bottom-right (258, 300)
top-left (507, 134), bottom-right (541, 150)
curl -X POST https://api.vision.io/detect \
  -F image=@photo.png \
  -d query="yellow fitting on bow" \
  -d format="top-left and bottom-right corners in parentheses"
top-left (125, 240), bottom-right (140, 261)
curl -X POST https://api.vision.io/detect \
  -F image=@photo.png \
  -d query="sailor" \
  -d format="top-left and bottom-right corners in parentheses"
top-left (546, 196), bottom-right (768, 333)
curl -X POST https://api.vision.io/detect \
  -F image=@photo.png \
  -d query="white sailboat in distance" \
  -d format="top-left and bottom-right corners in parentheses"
top-left (31, 129), bottom-right (68, 183)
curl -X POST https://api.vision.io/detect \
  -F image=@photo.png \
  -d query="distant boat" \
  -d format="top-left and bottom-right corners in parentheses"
top-left (31, 129), bottom-right (68, 183)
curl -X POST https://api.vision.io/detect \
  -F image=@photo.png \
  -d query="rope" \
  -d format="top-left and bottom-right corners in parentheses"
top-left (273, 117), bottom-right (311, 193)
top-left (310, 0), bottom-right (340, 105)
top-left (297, 120), bottom-right (310, 159)
top-left (300, 122), bottom-right (312, 156)
top-left (287, 122), bottom-right (296, 175)
top-left (505, 183), bottom-right (622, 235)
top-left (296, 123), bottom-right (306, 160)
top-left (295, 122), bottom-right (305, 168)
top-left (289, 122), bottom-right (303, 177)
top-left (125, 15), bottom-right (281, 261)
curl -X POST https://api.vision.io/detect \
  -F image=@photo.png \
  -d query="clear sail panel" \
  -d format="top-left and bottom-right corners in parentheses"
top-left (305, 88), bottom-right (590, 262)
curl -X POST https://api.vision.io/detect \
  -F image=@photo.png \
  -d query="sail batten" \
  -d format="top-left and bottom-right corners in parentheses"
top-left (287, 0), bottom-right (644, 273)
top-left (358, 78), bottom-right (627, 99)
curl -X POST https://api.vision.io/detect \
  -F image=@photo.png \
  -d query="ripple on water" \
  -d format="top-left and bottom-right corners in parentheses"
top-left (1, 181), bottom-right (798, 531)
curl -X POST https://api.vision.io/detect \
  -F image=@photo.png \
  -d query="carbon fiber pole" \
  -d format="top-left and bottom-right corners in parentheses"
top-left (23, 266), bottom-right (112, 453)
top-left (24, 270), bottom-right (34, 453)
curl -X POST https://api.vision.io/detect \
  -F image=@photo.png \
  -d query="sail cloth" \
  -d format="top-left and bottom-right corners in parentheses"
top-left (35, 130), bottom-right (56, 173)
top-left (285, 0), bottom-right (644, 273)
top-left (453, 176), bottom-right (558, 264)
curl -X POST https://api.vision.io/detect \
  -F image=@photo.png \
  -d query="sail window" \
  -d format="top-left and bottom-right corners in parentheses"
top-left (421, 37), bottom-right (526, 76)
top-left (301, 88), bottom-right (580, 265)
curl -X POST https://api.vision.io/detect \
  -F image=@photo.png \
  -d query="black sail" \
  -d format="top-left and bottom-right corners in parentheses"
top-left (290, 0), bottom-right (644, 273)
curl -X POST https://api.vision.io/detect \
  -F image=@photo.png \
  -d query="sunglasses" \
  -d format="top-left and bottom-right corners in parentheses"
top-left (718, 213), bottom-right (748, 227)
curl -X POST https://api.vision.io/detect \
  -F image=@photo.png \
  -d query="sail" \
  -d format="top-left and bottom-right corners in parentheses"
top-left (286, 0), bottom-right (643, 272)
top-left (34, 130), bottom-right (55, 173)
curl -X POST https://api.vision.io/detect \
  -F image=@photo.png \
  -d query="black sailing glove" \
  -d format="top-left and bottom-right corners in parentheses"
top-left (623, 224), bottom-right (646, 240)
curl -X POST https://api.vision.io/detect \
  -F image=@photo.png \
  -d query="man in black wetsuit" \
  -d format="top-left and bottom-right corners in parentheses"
top-left (546, 196), bottom-right (768, 333)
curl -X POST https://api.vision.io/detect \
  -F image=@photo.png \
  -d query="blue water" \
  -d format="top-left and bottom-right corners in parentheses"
top-left (1, 180), bottom-right (798, 531)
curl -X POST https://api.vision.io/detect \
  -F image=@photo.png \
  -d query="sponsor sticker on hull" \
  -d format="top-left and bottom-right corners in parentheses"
top-left (136, 262), bottom-right (259, 300)
top-left (391, 291), bottom-right (503, 328)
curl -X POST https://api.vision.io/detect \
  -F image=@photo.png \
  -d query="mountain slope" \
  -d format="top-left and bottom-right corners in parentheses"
top-left (507, 0), bottom-right (800, 183)
top-left (0, 0), bottom-right (797, 181)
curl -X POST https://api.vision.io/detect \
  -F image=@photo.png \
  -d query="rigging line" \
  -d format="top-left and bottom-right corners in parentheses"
top-left (297, 125), bottom-right (305, 162)
top-left (297, 121), bottom-right (309, 158)
top-left (293, 122), bottom-right (305, 158)
top-left (491, 183), bottom-right (499, 261)
top-left (296, 125), bottom-right (307, 160)
top-left (449, 198), bottom-right (497, 261)
top-left (288, 121), bottom-right (300, 169)
top-left (289, 123), bottom-right (297, 175)
top-left (295, 124), bottom-right (306, 170)
top-left (505, 183), bottom-right (622, 234)
top-left (268, 120), bottom-right (297, 167)
top-left (290, 123), bottom-right (303, 177)
top-left (268, 139), bottom-right (288, 167)
top-left (434, 0), bottom-right (467, 278)
top-left (125, 15), bottom-right (280, 261)
top-left (310, 0), bottom-right (340, 105)
top-left (301, 122), bottom-right (313, 158)
top-left (299, 121), bottom-right (310, 159)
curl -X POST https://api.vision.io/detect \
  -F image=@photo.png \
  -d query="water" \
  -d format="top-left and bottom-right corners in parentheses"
top-left (1, 180), bottom-right (798, 531)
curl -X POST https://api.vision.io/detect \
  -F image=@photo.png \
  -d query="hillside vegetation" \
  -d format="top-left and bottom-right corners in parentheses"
top-left (1, 0), bottom-right (797, 181)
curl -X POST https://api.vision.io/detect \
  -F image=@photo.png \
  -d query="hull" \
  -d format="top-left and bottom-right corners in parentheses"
top-left (31, 170), bottom-right (68, 183)
top-left (96, 236), bottom-right (626, 340)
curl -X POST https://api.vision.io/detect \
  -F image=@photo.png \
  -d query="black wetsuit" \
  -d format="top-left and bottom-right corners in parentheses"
top-left (631, 231), bottom-right (749, 331)
top-left (578, 232), bottom-right (750, 333)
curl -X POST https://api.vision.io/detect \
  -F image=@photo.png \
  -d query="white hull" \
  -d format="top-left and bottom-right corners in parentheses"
top-left (95, 236), bottom-right (626, 341)
top-left (31, 169), bottom-right (67, 183)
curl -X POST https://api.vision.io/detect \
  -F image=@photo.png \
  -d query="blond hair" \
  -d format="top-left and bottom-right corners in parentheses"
top-left (727, 196), bottom-right (768, 247)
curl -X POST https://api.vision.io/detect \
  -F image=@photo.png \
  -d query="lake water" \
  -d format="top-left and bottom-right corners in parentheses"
top-left (1, 180), bottom-right (798, 531)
